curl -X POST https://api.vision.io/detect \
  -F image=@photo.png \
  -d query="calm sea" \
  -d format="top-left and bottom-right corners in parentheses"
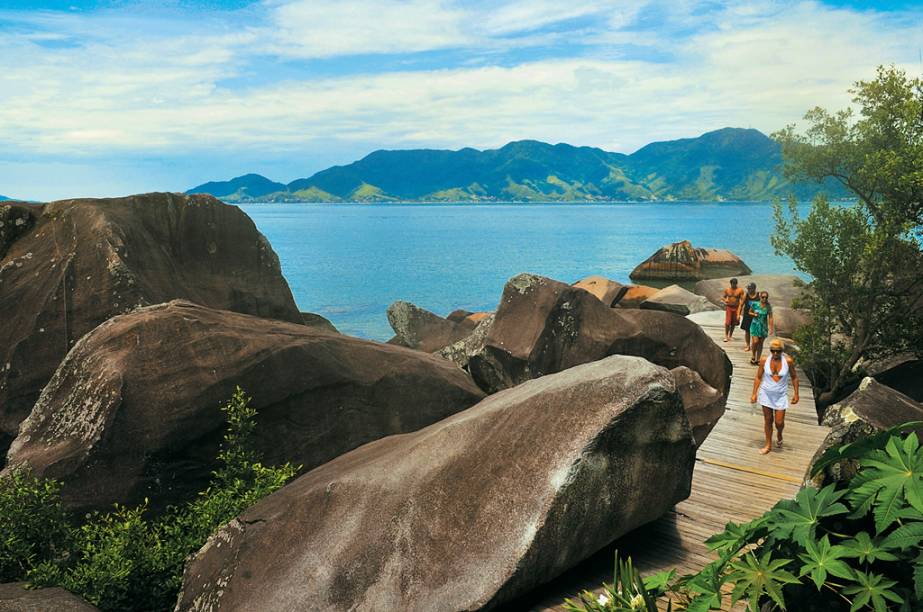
top-left (239, 201), bottom-right (809, 340)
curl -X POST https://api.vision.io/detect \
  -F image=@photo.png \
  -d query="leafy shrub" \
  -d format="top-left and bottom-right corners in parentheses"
top-left (563, 553), bottom-right (673, 612)
top-left (2, 387), bottom-right (296, 611)
top-left (0, 468), bottom-right (71, 582)
top-left (567, 425), bottom-right (923, 611)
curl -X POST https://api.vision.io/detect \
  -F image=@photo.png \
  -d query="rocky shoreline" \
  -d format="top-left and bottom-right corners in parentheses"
top-left (3, 193), bottom-right (910, 611)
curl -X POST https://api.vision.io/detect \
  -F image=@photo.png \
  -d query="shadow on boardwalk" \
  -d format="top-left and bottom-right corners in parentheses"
top-left (509, 311), bottom-right (829, 611)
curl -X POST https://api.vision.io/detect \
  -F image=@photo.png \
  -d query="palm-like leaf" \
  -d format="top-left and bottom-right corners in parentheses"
top-left (768, 484), bottom-right (848, 546)
top-left (841, 570), bottom-right (903, 612)
top-left (798, 535), bottom-right (853, 590)
top-left (848, 433), bottom-right (923, 531)
top-left (840, 531), bottom-right (900, 563)
top-left (727, 551), bottom-right (799, 611)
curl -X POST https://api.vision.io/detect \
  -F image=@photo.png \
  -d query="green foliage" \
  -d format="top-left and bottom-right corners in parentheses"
top-left (798, 535), bottom-right (852, 589)
top-left (727, 550), bottom-right (799, 610)
top-left (767, 485), bottom-right (848, 546)
top-left (669, 430), bottom-right (923, 611)
top-left (562, 552), bottom-right (673, 611)
top-left (772, 65), bottom-right (923, 407)
top-left (3, 386), bottom-right (295, 611)
top-left (0, 468), bottom-right (71, 582)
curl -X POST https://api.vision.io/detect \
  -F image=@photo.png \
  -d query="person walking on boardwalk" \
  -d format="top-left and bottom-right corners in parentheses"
top-left (748, 291), bottom-right (773, 365)
top-left (738, 282), bottom-right (758, 352)
top-left (751, 338), bottom-right (799, 454)
top-left (721, 278), bottom-right (745, 343)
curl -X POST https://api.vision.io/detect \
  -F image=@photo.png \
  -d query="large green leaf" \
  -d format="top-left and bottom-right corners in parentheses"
top-left (768, 484), bottom-right (848, 546)
top-left (727, 551), bottom-right (799, 611)
top-left (839, 531), bottom-right (900, 563)
top-left (798, 535), bottom-right (853, 590)
top-left (842, 570), bottom-right (903, 612)
top-left (704, 518), bottom-right (765, 553)
top-left (879, 520), bottom-right (923, 550)
top-left (848, 434), bottom-right (923, 531)
top-left (810, 422), bottom-right (923, 478)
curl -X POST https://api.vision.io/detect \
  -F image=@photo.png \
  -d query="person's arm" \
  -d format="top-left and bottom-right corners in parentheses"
top-left (768, 310), bottom-right (774, 336)
top-left (750, 358), bottom-right (764, 403)
top-left (788, 356), bottom-right (800, 404)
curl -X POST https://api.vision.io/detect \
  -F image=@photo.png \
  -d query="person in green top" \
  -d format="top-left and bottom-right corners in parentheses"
top-left (748, 291), bottom-right (774, 365)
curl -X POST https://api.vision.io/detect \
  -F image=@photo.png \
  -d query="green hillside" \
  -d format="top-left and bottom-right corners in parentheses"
top-left (187, 128), bottom-right (846, 202)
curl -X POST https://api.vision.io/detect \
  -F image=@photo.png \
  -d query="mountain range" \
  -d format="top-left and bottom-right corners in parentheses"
top-left (187, 128), bottom-right (841, 203)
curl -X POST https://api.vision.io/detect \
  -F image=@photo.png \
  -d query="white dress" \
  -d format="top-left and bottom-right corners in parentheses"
top-left (758, 354), bottom-right (790, 411)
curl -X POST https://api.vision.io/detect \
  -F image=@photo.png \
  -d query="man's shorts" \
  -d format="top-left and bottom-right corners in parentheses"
top-left (725, 305), bottom-right (739, 327)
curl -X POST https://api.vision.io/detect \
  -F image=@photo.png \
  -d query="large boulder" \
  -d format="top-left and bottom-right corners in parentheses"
top-left (806, 378), bottom-right (923, 488)
top-left (435, 313), bottom-right (495, 370)
top-left (0, 193), bottom-right (302, 460)
top-left (615, 284), bottom-right (659, 308)
top-left (175, 356), bottom-right (695, 612)
top-left (572, 275), bottom-right (628, 307)
top-left (640, 284), bottom-right (720, 316)
top-left (467, 274), bottom-right (731, 397)
top-left (3, 301), bottom-right (484, 512)
top-left (386, 301), bottom-right (475, 352)
top-left (629, 240), bottom-right (751, 281)
top-left (694, 275), bottom-right (810, 337)
top-left (0, 583), bottom-right (98, 611)
top-left (671, 366), bottom-right (725, 446)
top-left (860, 353), bottom-right (923, 403)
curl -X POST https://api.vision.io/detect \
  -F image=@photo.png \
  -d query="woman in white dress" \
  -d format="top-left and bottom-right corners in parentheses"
top-left (750, 338), bottom-right (799, 454)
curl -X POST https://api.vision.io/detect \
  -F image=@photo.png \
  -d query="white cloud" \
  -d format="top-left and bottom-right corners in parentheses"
top-left (0, 0), bottom-right (920, 170)
top-left (261, 0), bottom-right (472, 58)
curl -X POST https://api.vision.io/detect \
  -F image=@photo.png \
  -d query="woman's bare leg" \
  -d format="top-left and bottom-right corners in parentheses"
top-left (775, 410), bottom-right (785, 447)
top-left (743, 330), bottom-right (751, 351)
top-left (760, 406), bottom-right (773, 454)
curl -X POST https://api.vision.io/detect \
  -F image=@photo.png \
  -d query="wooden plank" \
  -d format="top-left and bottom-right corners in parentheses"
top-left (517, 314), bottom-right (829, 612)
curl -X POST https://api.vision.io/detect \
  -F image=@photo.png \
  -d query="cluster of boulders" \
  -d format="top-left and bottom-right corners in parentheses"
top-left (0, 199), bottom-right (741, 611)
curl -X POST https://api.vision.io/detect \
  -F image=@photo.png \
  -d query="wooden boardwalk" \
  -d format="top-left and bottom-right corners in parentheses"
top-left (516, 311), bottom-right (829, 611)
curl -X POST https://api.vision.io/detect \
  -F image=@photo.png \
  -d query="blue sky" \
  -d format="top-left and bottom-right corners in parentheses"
top-left (1, 0), bottom-right (921, 200)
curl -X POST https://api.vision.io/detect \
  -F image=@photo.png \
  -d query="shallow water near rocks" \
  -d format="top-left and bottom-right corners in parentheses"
top-left (239, 201), bottom-right (809, 340)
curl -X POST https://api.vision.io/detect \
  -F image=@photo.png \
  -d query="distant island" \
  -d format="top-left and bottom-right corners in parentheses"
top-left (187, 128), bottom-right (843, 203)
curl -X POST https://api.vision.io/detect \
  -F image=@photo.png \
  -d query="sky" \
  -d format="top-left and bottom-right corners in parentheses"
top-left (0, 0), bottom-right (921, 200)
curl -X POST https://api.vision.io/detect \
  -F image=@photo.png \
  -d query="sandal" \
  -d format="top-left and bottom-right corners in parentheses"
top-left (750, 359), bottom-right (758, 365)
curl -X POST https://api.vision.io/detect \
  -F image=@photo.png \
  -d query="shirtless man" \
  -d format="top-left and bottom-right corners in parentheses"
top-left (721, 278), bottom-right (745, 343)
top-left (750, 338), bottom-right (799, 454)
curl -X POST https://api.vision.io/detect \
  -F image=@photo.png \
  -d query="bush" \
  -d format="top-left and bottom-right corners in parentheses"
top-left (0, 468), bottom-right (71, 582)
top-left (1, 387), bottom-right (296, 611)
top-left (567, 425), bottom-right (923, 611)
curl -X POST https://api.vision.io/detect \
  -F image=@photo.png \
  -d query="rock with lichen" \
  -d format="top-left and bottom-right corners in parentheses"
top-left (0, 193), bottom-right (302, 463)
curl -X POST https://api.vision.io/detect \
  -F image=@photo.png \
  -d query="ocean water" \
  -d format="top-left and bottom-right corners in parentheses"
top-left (239, 201), bottom-right (809, 340)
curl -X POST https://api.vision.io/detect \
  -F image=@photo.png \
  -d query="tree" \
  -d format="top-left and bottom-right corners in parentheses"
top-left (772, 66), bottom-right (923, 409)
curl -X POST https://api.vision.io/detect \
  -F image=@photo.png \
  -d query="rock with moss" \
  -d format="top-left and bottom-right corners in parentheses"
top-left (3, 300), bottom-right (484, 513)
top-left (386, 300), bottom-right (475, 352)
top-left (175, 356), bottom-right (695, 612)
top-left (435, 313), bottom-right (495, 369)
